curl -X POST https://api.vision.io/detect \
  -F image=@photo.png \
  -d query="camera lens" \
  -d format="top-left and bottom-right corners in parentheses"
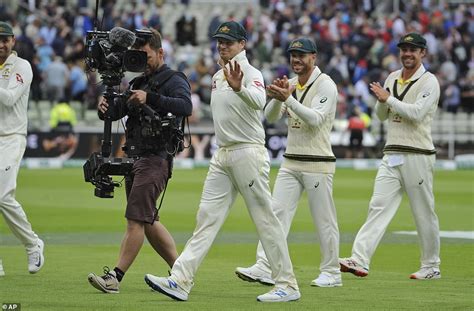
top-left (123, 50), bottom-right (147, 72)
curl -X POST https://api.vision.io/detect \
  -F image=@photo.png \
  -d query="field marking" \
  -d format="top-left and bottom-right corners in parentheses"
top-left (1, 231), bottom-right (473, 246)
top-left (394, 231), bottom-right (474, 240)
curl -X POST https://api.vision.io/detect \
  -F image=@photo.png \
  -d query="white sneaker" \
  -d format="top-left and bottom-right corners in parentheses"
top-left (339, 257), bottom-right (368, 277)
top-left (311, 272), bottom-right (342, 287)
top-left (410, 267), bottom-right (441, 280)
top-left (28, 239), bottom-right (45, 274)
top-left (235, 265), bottom-right (275, 285)
top-left (144, 274), bottom-right (188, 301)
top-left (257, 286), bottom-right (301, 302)
top-left (0, 259), bottom-right (5, 277)
top-left (88, 267), bottom-right (120, 293)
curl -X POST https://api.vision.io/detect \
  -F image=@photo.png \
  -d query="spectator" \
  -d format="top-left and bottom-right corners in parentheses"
top-left (43, 55), bottom-right (69, 105)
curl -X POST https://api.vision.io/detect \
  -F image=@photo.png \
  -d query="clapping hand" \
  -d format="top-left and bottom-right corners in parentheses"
top-left (369, 82), bottom-right (390, 103)
top-left (266, 75), bottom-right (294, 102)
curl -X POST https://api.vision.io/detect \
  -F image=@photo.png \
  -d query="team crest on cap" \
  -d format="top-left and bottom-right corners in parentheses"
top-left (219, 26), bottom-right (230, 33)
top-left (404, 36), bottom-right (414, 42)
top-left (291, 41), bottom-right (303, 48)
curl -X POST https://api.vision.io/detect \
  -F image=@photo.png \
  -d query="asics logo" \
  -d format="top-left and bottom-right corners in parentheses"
top-left (35, 256), bottom-right (42, 268)
top-left (314, 182), bottom-right (319, 188)
top-left (5, 166), bottom-right (10, 171)
top-left (426, 271), bottom-right (440, 279)
top-left (274, 289), bottom-right (287, 297)
top-left (249, 180), bottom-right (254, 187)
top-left (168, 279), bottom-right (178, 289)
top-left (418, 179), bottom-right (424, 185)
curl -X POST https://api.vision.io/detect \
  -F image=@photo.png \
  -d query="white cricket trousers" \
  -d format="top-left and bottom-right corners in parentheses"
top-left (0, 134), bottom-right (39, 251)
top-left (254, 168), bottom-right (340, 275)
top-left (171, 144), bottom-right (298, 291)
top-left (352, 154), bottom-right (440, 269)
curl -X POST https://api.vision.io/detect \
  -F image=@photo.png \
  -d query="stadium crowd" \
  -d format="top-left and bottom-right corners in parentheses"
top-left (0, 0), bottom-right (472, 131)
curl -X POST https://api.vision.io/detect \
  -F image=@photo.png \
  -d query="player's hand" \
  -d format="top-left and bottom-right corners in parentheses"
top-left (98, 97), bottom-right (109, 113)
top-left (127, 90), bottom-right (147, 105)
top-left (223, 60), bottom-right (244, 92)
top-left (369, 82), bottom-right (390, 103)
top-left (266, 76), bottom-right (294, 102)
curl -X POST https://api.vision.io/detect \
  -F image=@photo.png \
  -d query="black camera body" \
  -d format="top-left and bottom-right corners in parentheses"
top-left (85, 28), bottom-right (148, 85)
top-left (83, 152), bottom-right (135, 198)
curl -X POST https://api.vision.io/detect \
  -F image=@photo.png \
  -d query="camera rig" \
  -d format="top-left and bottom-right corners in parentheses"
top-left (83, 85), bottom-right (136, 198)
top-left (82, 1), bottom-right (150, 198)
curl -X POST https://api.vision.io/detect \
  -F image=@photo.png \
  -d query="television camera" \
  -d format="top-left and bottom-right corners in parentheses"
top-left (83, 27), bottom-right (151, 198)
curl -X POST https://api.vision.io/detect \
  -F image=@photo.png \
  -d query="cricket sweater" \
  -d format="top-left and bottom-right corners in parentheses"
top-left (265, 67), bottom-right (337, 173)
top-left (375, 64), bottom-right (440, 154)
top-left (0, 52), bottom-right (33, 136)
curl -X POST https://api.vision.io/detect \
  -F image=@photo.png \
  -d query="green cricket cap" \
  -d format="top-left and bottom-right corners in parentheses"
top-left (0, 21), bottom-right (14, 36)
top-left (397, 33), bottom-right (427, 49)
top-left (213, 21), bottom-right (247, 41)
top-left (287, 37), bottom-right (317, 53)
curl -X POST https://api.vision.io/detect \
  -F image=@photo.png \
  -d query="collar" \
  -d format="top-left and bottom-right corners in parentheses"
top-left (295, 66), bottom-right (321, 90)
top-left (397, 64), bottom-right (426, 85)
top-left (0, 51), bottom-right (17, 68)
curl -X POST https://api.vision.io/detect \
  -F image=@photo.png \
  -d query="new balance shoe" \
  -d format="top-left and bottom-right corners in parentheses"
top-left (235, 265), bottom-right (275, 286)
top-left (410, 267), bottom-right (441, 280)
top-left (0, 259), bottom-right (4, 277)
top-left (257, 286), bottom-right (301, 302)
top-left (88, 267), bottom-right (120, 293)
top-left (339, 258), bottom-right (368, 277)
top-left (310, 272), bottom-right (342, 287)
top-left (28, 239), bottom-right (45, 274)
top-left (144, 274), bottom-right (188, 301)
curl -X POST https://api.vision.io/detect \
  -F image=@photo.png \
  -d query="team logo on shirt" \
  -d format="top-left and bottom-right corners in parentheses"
top-left (253, 80), bottom-right (264, 89)
top-left (320, 97), bottom-right (327, 103)
top-left (2, 68), bottom-right (11, 79)
top-left (422, 92), bottom-right (430, 98)
top-left (16, 73), bottom-right (24, 84)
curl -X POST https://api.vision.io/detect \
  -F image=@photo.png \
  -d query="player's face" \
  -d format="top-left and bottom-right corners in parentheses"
top-left (290, 51), bottom-right (316, 76)
top-left (399, 45), bottom-right (426, 70)
top-left (138, 43), bottom-right (164, 75)
top-left (0, 35), bottom-right (15, 63)
top-left (217, 39), bottom-right (245, 62)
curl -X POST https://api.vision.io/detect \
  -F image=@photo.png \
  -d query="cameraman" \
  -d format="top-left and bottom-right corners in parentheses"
top-left (88, 28), bottom-right (192, 294)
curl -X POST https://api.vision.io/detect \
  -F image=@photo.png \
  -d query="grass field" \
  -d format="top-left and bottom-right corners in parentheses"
top-left (1, 167), bottom-right (473, 310)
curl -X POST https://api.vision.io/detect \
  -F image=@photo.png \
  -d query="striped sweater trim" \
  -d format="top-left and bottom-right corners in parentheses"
top-left (383, 144), bottom-right (436, 155)
top-left (283, 153), bottom-right (336, 162)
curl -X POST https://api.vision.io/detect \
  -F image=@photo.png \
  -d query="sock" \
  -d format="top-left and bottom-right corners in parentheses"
top-left (114, 267), bottom-right (125, 282)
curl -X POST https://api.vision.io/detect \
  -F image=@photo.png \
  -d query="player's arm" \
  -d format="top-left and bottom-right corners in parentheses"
top-left (372, 80), bottom-right (390, 121)
top-left (264, 98), bottom-right (286, 123)
top-left (234, 70), bottom-right (266, 110)
top-left (224, 61), bottom-right (266, 110)
top-left (0, 62), bottom-right (33, 107)
top-left (385, 77), bottom-right (440, 122)
top-left (284, 79), bottom-right (336, 128)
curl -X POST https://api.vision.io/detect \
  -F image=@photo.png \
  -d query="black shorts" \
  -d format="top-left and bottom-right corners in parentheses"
top-left (349, 130), bottom-right (363, 149)
top-left (125, 155), bottom-right (170, 224)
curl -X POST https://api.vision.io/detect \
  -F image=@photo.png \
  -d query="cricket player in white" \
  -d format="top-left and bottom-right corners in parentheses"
top-left (339, 33), bottom-right (441, 280)
top-left (144, 21), bottom-right (300, 302)
top-left (0, 21), bottom-right (44, 276)
top-left (235, 38), bottom-right (341, 288)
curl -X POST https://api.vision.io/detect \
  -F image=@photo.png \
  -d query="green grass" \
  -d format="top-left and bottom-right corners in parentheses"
top-left (0, 167), bottom-right (473, 310)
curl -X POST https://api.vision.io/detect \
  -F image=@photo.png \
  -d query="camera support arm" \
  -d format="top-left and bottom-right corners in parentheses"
top-left (101, 85), bottom-right (120, 158)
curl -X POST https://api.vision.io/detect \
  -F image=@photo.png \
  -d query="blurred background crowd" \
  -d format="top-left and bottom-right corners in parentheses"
top-left (1, 0), bottom-right (473, 158)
